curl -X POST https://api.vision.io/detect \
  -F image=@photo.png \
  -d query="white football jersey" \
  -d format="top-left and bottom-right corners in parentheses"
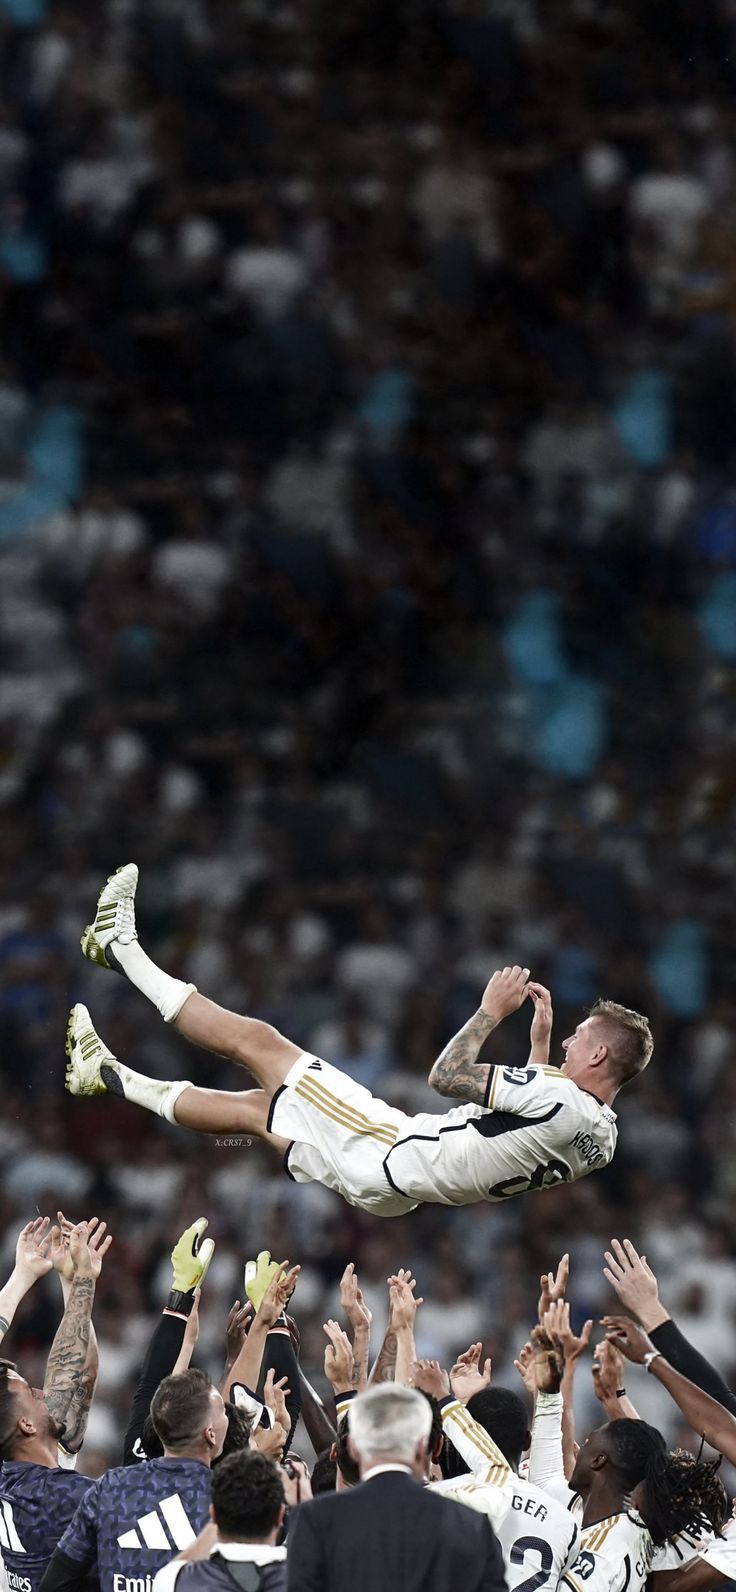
top-left (382, 1065), bottom-right (618, 1206)
top-left (562, 1511), bottom-right (654, 1592)
top-left (438, 1399), bottom-right (581, 1592)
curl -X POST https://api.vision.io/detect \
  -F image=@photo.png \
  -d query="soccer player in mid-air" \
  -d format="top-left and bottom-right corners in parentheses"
top-left (65, 866), bottom-right (654, 1218)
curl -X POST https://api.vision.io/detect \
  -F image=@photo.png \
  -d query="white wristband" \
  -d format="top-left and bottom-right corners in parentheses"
top-left (642, 1350), bottom-right (662, 1371)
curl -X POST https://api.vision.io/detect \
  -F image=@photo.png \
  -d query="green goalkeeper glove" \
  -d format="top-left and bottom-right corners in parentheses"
top-left (167, 1217), bottom-right (215, 1316)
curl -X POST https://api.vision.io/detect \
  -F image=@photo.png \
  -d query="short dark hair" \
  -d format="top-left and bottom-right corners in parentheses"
top-left (589, 999), bottom-right (654, 1086)
top-left (466, 1387), bottom-right (530, 1470)
top-left (0, 1364), bottom-right (20, 1461)
top-left (211, 1449), bottom-right (284, 1539)
top-left (151, 1370), bottom-right (215, 1451)
top-left (214, 1401), bottom-right (253, 1466)
top-left (336, 1414), bottom-right (360, 1487)
top-left (311, 1448), bottom-right (337, 1494)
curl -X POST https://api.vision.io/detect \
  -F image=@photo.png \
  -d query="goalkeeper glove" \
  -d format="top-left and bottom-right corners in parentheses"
top-left (167, 1217), bottom-right (215, 1316)
top-left (244, 1249), bottom-right (298, 1314)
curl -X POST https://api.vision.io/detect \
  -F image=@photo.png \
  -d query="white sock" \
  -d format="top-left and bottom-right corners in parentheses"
top-left (108, 1061), bottom-right (192, 1124)
top-left (111, 940), bottom-right (196, 1024)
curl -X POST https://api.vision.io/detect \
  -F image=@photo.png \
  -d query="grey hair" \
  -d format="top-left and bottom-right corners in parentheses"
top-left (348, 1385), bottom-right (432, 1468)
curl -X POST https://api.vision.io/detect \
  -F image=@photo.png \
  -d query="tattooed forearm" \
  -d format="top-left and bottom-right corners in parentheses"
top-left (428, 1009), bottom-right (498, 1100)
top-left (352, 1325), bottom-right (370, 1392)
top-left (44, 1276), bottom-right (95, 1428)
top-left (369, 1330), bottom-right (398, 1386)
top-left (57, 1364), bottom-right (97, 1453)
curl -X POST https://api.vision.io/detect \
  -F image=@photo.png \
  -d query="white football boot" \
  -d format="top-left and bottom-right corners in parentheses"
top-left (80, 863), bottom-right (138, 972)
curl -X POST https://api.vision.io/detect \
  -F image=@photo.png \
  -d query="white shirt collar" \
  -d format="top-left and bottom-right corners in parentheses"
top-left (210, 1544), bottom-right (287, 1564)
top-left (361, 1464), bottom-right (413, 1482)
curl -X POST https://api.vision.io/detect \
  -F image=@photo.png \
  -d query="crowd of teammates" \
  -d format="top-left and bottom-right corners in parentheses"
top-left (2, 1217), bottom-right (736, 1592)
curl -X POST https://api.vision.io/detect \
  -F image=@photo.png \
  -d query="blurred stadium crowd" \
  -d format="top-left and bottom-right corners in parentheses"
top-left (0, 0), bottom-right (735, 1470)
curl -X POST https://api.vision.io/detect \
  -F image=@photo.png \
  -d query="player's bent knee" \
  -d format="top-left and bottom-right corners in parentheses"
top-left (234, 1017), bottom-right (299, 1075)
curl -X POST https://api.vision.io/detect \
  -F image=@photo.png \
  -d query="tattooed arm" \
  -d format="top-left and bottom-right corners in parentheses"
top-left (44, 1220), bottom-right (111, 1450)
top-left (368, 1328), bottom-right (399, 1385)
top-left (389, 1271), bottom-right (423, 1386)
top-left (428, 966), bottom-right (531, 1101)
top-left (339, 1264), bottom-right (372, 1393)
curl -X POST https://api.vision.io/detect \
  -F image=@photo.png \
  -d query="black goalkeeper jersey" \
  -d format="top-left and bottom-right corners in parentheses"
top-left (0, 1462), bottom-right (93, 1592)
top-left (56, 1457), bottom-right (211, 1592)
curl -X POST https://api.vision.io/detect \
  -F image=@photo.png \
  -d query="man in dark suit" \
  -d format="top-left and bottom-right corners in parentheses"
top-left (286, 1385), bottom-right (507, 1592)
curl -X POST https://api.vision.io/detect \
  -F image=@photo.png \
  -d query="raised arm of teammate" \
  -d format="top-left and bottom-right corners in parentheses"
top-left (43, 1220), bottom-right (110, 1452)
top-left (339, 1263), bottom-right (372, 1392)
top-left (124, 1216), bottom-right (215, 1464)
top-left (222, 1262), bottom-right (300, 1402)
top-left (603, 1314), bottom-right (736, 1464)
top-left (389, 1270), bottom-right (423, 1386)
top-left (592, 1339), bottom-right (641, 1422)
top-left (0, 1218), bottom-right (53, 1344)
top-left (542, 1300), bottom-right (593, 1481)
top-left (428, 966), bottom-right (531, 1100)
top-left (604, 1240), bottom-right (736, 1417)
top-left (47, 1215), bottom-right (106, 1457)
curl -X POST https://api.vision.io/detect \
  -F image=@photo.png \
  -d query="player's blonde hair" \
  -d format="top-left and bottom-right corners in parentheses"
top-left (589, 999), bottom-right (654, 1086)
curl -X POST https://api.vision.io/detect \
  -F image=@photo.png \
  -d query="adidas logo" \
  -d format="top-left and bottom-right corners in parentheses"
top-left (308, 1060), bottom-right (322, 1072)
top-left (116, 1494), bottom-right (196, 1551)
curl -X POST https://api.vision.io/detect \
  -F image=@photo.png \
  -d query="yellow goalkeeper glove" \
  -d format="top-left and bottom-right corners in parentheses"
top-left (244, 1250), bottom-right (283, 1313)
top-left (168, 1218), bottom-right (215, 1315)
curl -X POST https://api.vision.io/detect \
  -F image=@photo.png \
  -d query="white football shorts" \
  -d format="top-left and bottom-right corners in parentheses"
top-left (268, 1052), bottom-right (419, 1218)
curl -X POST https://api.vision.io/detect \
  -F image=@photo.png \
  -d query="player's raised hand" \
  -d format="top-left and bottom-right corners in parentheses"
top-left (543, 1299), bottom-right (593, 1365)
top-left (388, 1269), bottom-right (423, 1331)
top-left (530, 1327), bottom-right (564, 1394)
top-left (69, 1218), bottom-right (112, 1279)
top-left (323, 1319), bottom-right (357, 1393)
top-left (538, 1254), bottom-right (569, 1322)
top-left (224, 1300), bottom-right (252, 1366)
top-left (603, 1240), bottom-right (669, 1331)
top-left (340, 1263), bottom-right (373, 1332)
top-left (171, 1217), bottom-right (216, 1295)
top-left (481, 965), bottom-right (531, 1021)
top-left (592, 1339), bottom-right (626, 1405)
top-left (601, 1314), bottom-right (656, 1364)
top-left (411, 1358), bottom-right (450, 1399)
top-left (514, 1340), bottom-right (537, 1397)
top-left (450, 1342), bottom-right (492, 1405)
top-left (257, 1261), bottom-right (300, 1328)
top-left (13, 1218), bottom-right (53, 1283)
top-left (263, 1367), bottom-right (290, 1431)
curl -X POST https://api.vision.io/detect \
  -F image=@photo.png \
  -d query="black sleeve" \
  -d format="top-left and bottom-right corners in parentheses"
top-left (298, 1370), bottom-right (336, 1457)
top-left (40, 1551), bottom-right (99, 1592)
top-left (649, 1320), bottom-right (736, 1417)
top-left (259, 1329), bottom-right (302, 1453)
top-left (123, 1310), bottom-right (187, 1464)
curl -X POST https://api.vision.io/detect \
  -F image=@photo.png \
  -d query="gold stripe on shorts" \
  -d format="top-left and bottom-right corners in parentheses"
top-left (301, 1074), bottom-right (399, 1135)
top-left (295, 1078), bottom-right (397, 1146)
